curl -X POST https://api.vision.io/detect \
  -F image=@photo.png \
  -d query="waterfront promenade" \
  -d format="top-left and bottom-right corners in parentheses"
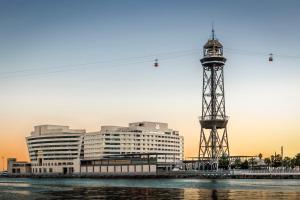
top-left (156, 169), bottom-right (300, 179)
top-left (5, 169), bottom-right (300, 179)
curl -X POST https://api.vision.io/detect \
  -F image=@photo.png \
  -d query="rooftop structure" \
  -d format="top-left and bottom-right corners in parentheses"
top-left (84, 122), bottom-right (184, 162)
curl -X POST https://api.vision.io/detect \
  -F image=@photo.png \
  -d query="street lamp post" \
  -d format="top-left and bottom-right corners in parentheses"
top-left (1, 156), bottom-right (4, 172)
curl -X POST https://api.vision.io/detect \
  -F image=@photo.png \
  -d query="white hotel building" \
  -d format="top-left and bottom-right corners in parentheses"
top-left (26, 122), bottom-right (184, 174)
top-left (84, 122), bottom-right (184, 162)
top-left (26, 125), bottom-right (85, 174)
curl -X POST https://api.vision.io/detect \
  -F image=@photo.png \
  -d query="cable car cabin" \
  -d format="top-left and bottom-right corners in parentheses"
top-left (269, 54), bottom-right (273, 62)
top-left (154, 59), bottom-right (159, 67)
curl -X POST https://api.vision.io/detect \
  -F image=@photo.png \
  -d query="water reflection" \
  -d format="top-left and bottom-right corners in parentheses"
top-left (43, 187), bottom-right (184, 200)
top-left (1, 178), bottom-right (300, 199)
top-left (41, 186), bottom-right (300, 200)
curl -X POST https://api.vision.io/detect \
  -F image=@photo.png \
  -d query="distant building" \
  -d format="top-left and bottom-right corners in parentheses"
top-left (26, 122), bottom-right (184, 175)
top-left (7, 158), bottom-right (31, 175)
top-left (83, 122), bottom-right (184, 162)
top-left (26, 125), bottom-right (85, 174)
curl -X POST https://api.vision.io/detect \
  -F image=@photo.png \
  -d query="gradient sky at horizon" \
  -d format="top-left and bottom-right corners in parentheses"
top-left (1, 0), bottom-right (300, 169)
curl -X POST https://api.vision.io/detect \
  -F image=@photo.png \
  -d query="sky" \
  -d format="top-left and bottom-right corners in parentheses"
top-left (1, 0), bottom-right (300, 169)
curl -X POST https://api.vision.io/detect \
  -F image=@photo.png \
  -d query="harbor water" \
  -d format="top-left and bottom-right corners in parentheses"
top-left (0, 178), bottom-right (300, 199)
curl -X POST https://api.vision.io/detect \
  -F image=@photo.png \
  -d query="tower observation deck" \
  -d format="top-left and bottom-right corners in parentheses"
top-left (198, 29), bottom-right (230, 170)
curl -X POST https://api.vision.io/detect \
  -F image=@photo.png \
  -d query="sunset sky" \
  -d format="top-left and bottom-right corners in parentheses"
top-left (1, 0), bottom-right (300, 169)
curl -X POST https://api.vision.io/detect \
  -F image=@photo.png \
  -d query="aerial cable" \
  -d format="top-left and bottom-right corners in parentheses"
top-left (0, 48), bottom-right (199, 76)
top-left (0, 51), bottom-right (199, 80)
top-left (1, 47), bottom-right (300, 80)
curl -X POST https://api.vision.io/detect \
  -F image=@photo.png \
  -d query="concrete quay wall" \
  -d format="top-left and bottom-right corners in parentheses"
top-left (4, 170), bottom-right (300, 179)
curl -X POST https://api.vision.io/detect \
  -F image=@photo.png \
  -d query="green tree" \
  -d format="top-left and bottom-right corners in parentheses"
top-left (291, 158), bottom-right (296, 169)
top-left (233, 158), bottom-right (242, 169)
top-left (249, 157), bottom-right (257, 169)
top-left (294, 153), bottom-right (300, 166)
top-left (264, 158), bottom-right (271, 168)
top-left (241, 160), bottom-right (249, 169)
top-left (270, 155), bottom-right (275, 167)
top-left (218, 154), bottom-right (230, 170)
top-left (275, 154), bottom-right (282, 167)
top-left (271, 154), bottom-right (282, 168)
top-left (258, 153), bottom-right (263, 160)
top-left (282, 157), bottom-right (291, 168)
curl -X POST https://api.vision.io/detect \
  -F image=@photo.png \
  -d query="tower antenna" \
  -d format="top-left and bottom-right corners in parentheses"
top-left (212, 22), bottom-right (215, 40)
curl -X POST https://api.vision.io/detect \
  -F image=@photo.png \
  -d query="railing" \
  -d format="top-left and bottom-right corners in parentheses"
top-left (232, 169), bottom-right (300, 175)
top-left (199, 116), bottom-right (229, 121)
top-left (157, 169), bottom-right (300, 177)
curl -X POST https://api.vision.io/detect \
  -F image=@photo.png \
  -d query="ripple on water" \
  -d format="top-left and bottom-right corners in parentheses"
top-left (0, 178), bottom-right (300, 199)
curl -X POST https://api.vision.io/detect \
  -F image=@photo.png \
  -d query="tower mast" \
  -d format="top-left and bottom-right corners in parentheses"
top-left (198, 29), bottom-right (230, 170)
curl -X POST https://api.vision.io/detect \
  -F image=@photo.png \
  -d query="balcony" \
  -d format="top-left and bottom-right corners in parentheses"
top-left (199, 115), bottom-right (229, 129)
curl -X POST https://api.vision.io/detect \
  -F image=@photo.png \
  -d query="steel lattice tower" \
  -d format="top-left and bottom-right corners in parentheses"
top-left (198, 29), bottom-right (229, 170)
